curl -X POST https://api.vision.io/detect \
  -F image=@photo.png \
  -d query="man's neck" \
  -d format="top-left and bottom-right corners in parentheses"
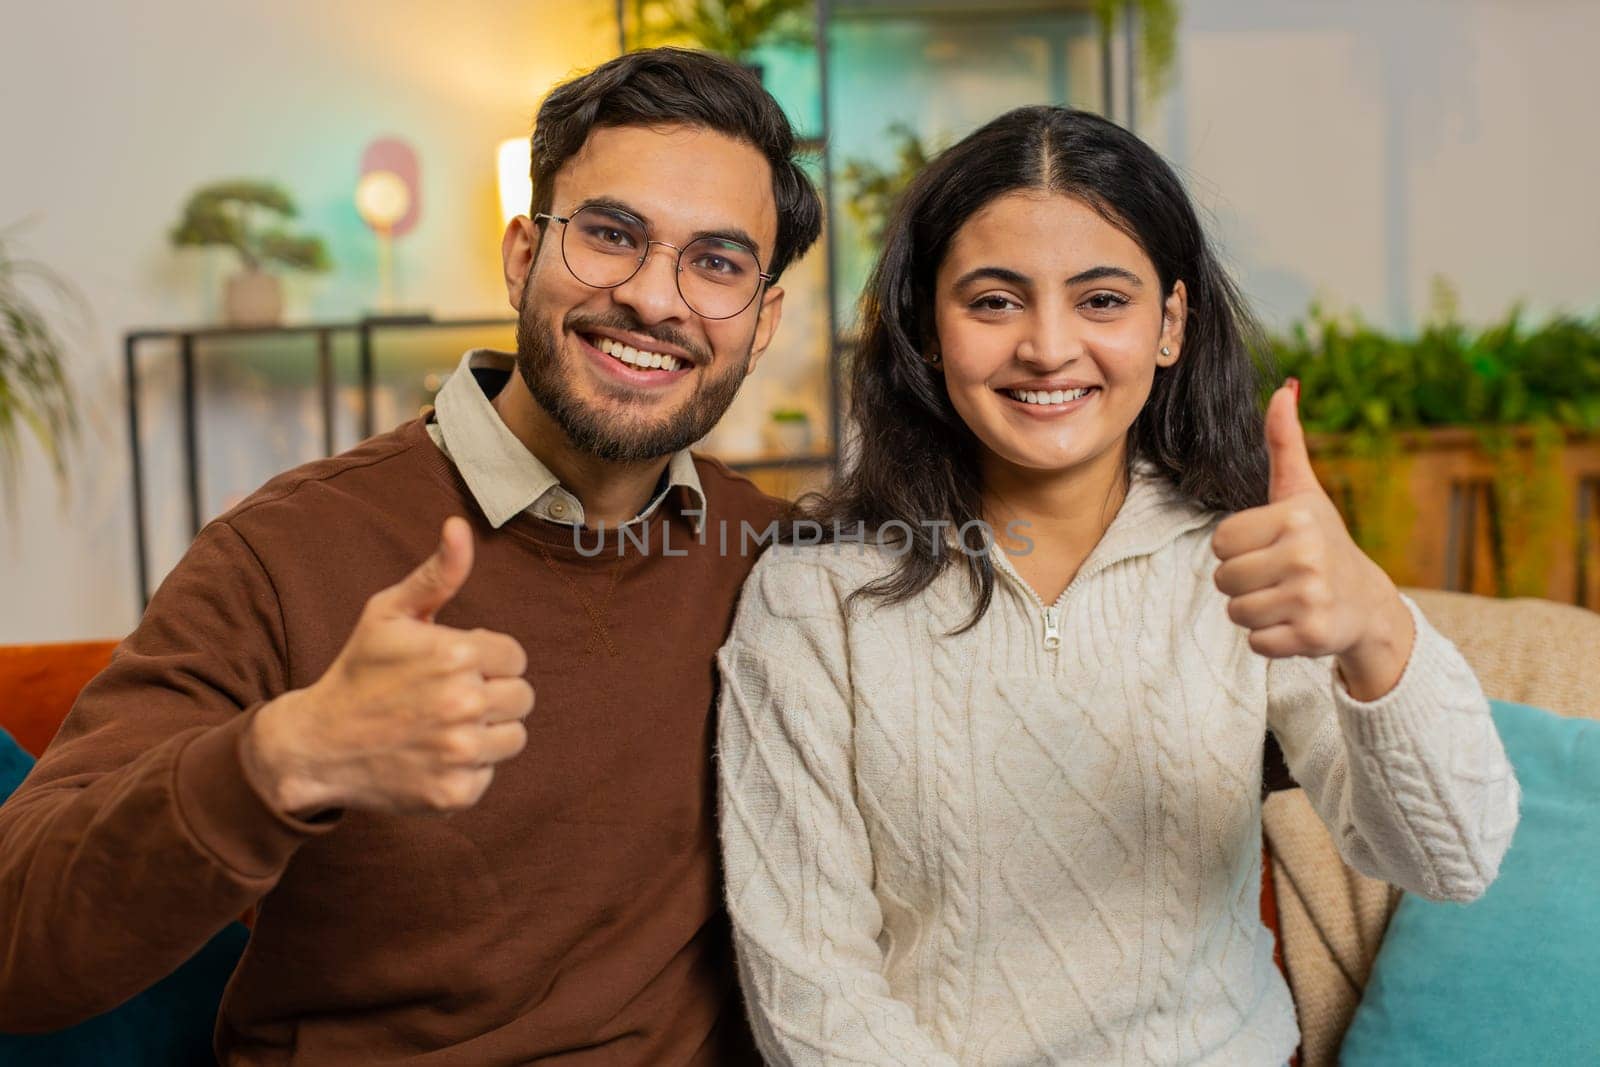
top-left (491, 370), bottom-right (672, 528)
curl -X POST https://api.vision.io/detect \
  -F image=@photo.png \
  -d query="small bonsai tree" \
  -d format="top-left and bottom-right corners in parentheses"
top-left (170, 180), bottom-right (330, 274)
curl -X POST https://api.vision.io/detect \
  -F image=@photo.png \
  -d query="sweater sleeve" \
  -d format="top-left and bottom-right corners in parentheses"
top-left (716, 551), bottom-right (958, 1066)
top-left (0, 520), bottom-right (336, 1032)
top-left (1265, 594), bottom-right (1520, 902)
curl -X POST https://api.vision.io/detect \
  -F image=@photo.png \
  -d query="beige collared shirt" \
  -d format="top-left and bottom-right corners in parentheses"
top-left (425, 348), bottom-right (705, 531)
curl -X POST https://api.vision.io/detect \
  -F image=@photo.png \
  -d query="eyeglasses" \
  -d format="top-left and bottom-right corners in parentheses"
top-left (534, 206), bottom-right (771, 321)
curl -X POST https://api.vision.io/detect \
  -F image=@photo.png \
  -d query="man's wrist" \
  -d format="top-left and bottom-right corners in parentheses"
top-left (242, 691), bottom-right (336, 819)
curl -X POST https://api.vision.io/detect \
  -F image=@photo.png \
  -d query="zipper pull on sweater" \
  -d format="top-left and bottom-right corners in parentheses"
top-left (1042, 606), bottom-right (1061, 650)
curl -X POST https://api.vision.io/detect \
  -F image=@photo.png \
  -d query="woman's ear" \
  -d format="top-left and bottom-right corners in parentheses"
top-left (1158, 280), bottom-right (1188, 367)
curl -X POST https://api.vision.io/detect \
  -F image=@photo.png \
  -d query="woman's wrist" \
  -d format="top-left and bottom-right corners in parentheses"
top-left (1335, 590), bottom-right (1416, 701)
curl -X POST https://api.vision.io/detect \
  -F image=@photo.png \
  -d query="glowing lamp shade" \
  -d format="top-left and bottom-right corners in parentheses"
top-left (356, 170), bottom-right (411, 233)
top-left (498, 138), bottom-right (532, 223)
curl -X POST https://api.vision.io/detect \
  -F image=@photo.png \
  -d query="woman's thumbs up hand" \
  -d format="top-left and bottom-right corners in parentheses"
top-left (1211, 381), bottom-right (1415, 699)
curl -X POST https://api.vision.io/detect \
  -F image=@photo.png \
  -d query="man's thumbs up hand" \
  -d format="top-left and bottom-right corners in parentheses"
top-left (371, 516), bottom-right (475, 623)
top-left (244, 518), bottom-right (536, 818)
top-left (1210, 381), bottom-right (1415, 699)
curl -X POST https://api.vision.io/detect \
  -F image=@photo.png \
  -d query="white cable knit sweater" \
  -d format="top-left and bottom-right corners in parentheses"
top-left (715, 470), bottom-right (1520, 1066)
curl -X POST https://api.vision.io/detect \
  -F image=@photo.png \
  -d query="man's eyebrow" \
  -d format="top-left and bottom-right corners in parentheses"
top-left (1065, 265), bottom-right (1144, 288)
top-left (572, 196), bottom-right (649, 224)
top-left (691, 227), bottom-right (763, 258)
top-left (572, 197), bottom-right (764, 258)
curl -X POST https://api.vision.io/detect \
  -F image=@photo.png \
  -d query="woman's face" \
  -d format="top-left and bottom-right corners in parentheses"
top-left (932, 190), bottom-right (1186, 484)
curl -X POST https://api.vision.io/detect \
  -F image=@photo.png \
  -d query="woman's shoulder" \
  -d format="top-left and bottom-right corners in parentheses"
top-left (741, 541), bottom-right (901, 619)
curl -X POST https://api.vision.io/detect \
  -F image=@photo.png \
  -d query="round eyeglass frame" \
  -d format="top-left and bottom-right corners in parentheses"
top-left (533, 209), bottom-right (772, 321)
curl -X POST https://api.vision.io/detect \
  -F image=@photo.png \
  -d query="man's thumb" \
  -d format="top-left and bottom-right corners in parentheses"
top-left (381, 517), bottom-right (474, 621)
top-left (1266, 380), bottom-right (1319, 501)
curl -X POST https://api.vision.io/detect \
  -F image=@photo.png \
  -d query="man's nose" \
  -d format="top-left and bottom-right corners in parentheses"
top-left (608, 241), bottom-right (693, 324)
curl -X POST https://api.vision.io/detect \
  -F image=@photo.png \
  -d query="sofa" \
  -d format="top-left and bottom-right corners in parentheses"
top-left (1264, 587), bottom-right (1600, 1065)
top-left (5, 590), bottom-right (1597, 1063)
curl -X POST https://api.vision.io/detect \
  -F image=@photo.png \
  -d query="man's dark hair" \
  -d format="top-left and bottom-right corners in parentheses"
top-left (529, 47), bottom-right (822, 282)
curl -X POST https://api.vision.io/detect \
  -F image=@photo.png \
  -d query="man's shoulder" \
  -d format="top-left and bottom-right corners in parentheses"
top-left (689, 452), bottom-right (788, 525)
top-left (220, 419), bottom-right (461, 536)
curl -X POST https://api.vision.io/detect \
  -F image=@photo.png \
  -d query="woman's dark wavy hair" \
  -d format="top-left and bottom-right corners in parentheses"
top-left (797, 105), bottom-right (1274, 631)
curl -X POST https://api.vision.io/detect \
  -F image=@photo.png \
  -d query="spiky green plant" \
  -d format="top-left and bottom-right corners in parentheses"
top-left (170, 180), bottom-right (330, 273)
top-left (0, 229), bottom-right (81, 497)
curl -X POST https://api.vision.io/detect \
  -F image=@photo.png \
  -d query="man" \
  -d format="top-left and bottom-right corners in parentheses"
top-left (0, 47), bottom-right (821, 1063)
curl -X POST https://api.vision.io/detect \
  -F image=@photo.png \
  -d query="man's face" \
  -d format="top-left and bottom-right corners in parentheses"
top-left (501, 123), bottom-right (785, 462)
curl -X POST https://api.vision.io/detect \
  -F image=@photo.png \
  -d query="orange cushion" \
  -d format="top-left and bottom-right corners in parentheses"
top-left (0, 640), bottom-right (119, 758)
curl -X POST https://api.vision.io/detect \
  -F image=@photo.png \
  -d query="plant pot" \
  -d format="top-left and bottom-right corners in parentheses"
top-left (765, 419), bottom-right (812, 457)
top-left (223, 268), bottom-right (283, 326)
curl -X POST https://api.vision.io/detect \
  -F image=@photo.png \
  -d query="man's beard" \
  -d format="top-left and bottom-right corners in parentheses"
top-left (514, 291), bottom-right (752, 463)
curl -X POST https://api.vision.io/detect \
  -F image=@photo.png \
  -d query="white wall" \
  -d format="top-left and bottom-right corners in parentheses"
top-left (4, 0), bottom-right (1598, 641)
top-left (0, 0), bottom-right (617, 641)
top-left (1147, 0), bottom-right (1600, 333)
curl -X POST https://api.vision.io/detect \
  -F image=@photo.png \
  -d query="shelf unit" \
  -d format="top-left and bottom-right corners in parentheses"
top-left (124, 4), bottom-right (1138, 608)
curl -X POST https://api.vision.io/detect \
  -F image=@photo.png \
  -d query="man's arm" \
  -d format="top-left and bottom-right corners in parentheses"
top-left (0, 515), bottom-right (536, 1032)
top-left (0, 520), bottom-right (329, 1031)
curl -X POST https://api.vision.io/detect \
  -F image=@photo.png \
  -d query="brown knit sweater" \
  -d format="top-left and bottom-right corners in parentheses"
top-left (0, 417), bottom-right (780, 1065)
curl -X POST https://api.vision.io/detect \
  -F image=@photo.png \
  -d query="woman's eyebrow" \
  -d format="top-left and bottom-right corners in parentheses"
top-left (1065, 265), bottom-right (1143, 288)
top-left (952, 266), bottom-right (1031, 289)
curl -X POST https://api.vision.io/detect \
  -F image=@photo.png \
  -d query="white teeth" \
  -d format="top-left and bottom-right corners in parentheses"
top-left (594, 336), bottom-right (683, 372)
top-left (1006, 387), bottom-right (1093, 406)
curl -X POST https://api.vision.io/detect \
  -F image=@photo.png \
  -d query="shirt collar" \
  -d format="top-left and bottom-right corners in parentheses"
top-left (432, 348), bottom-right (706, 530)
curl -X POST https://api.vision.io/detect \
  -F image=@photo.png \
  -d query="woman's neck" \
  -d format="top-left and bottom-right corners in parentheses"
top-left (981, 445), bottom-right (1130, 604)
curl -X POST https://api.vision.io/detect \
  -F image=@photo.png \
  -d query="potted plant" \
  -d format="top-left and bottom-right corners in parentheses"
top-left (624, 0), bottom-right (814, 64)
top-left (1273, 282), bottom-right (1600, 603)
top-left (765, 406), bottom-right (813, 456)
top-left (170, 180), bottom-right (330, 326)
top-left (0, 228), bottom-right (80, 501)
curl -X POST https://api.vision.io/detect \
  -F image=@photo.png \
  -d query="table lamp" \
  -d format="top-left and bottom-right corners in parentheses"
top-left (356, 138), bottom-right (421, 313)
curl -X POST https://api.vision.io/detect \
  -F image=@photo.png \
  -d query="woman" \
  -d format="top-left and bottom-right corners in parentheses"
top-left (715, 106), bottom-right (1518, 1065)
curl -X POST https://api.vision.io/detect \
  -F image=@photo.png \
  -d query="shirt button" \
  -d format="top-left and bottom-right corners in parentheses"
top-left (550, 500), bottom-right (568, 518)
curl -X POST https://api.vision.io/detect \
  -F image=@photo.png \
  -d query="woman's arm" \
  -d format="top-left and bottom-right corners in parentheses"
top-left (1216, 384), bottom-right (1519, 901)
top-left (717, 551), bottom-right (958, 1066)
top-left (1266, 595), bottom-right (1520, 902)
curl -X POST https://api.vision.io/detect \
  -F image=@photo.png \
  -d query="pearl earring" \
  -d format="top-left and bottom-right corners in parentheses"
top-left (925, 351), bottom-right (942, 365)
top-left (1160, 346), bottom-right (1171, 357)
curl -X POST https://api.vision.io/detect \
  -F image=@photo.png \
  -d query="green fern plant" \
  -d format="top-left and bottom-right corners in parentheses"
top-left (0, 228), bottom-right (81, 497)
